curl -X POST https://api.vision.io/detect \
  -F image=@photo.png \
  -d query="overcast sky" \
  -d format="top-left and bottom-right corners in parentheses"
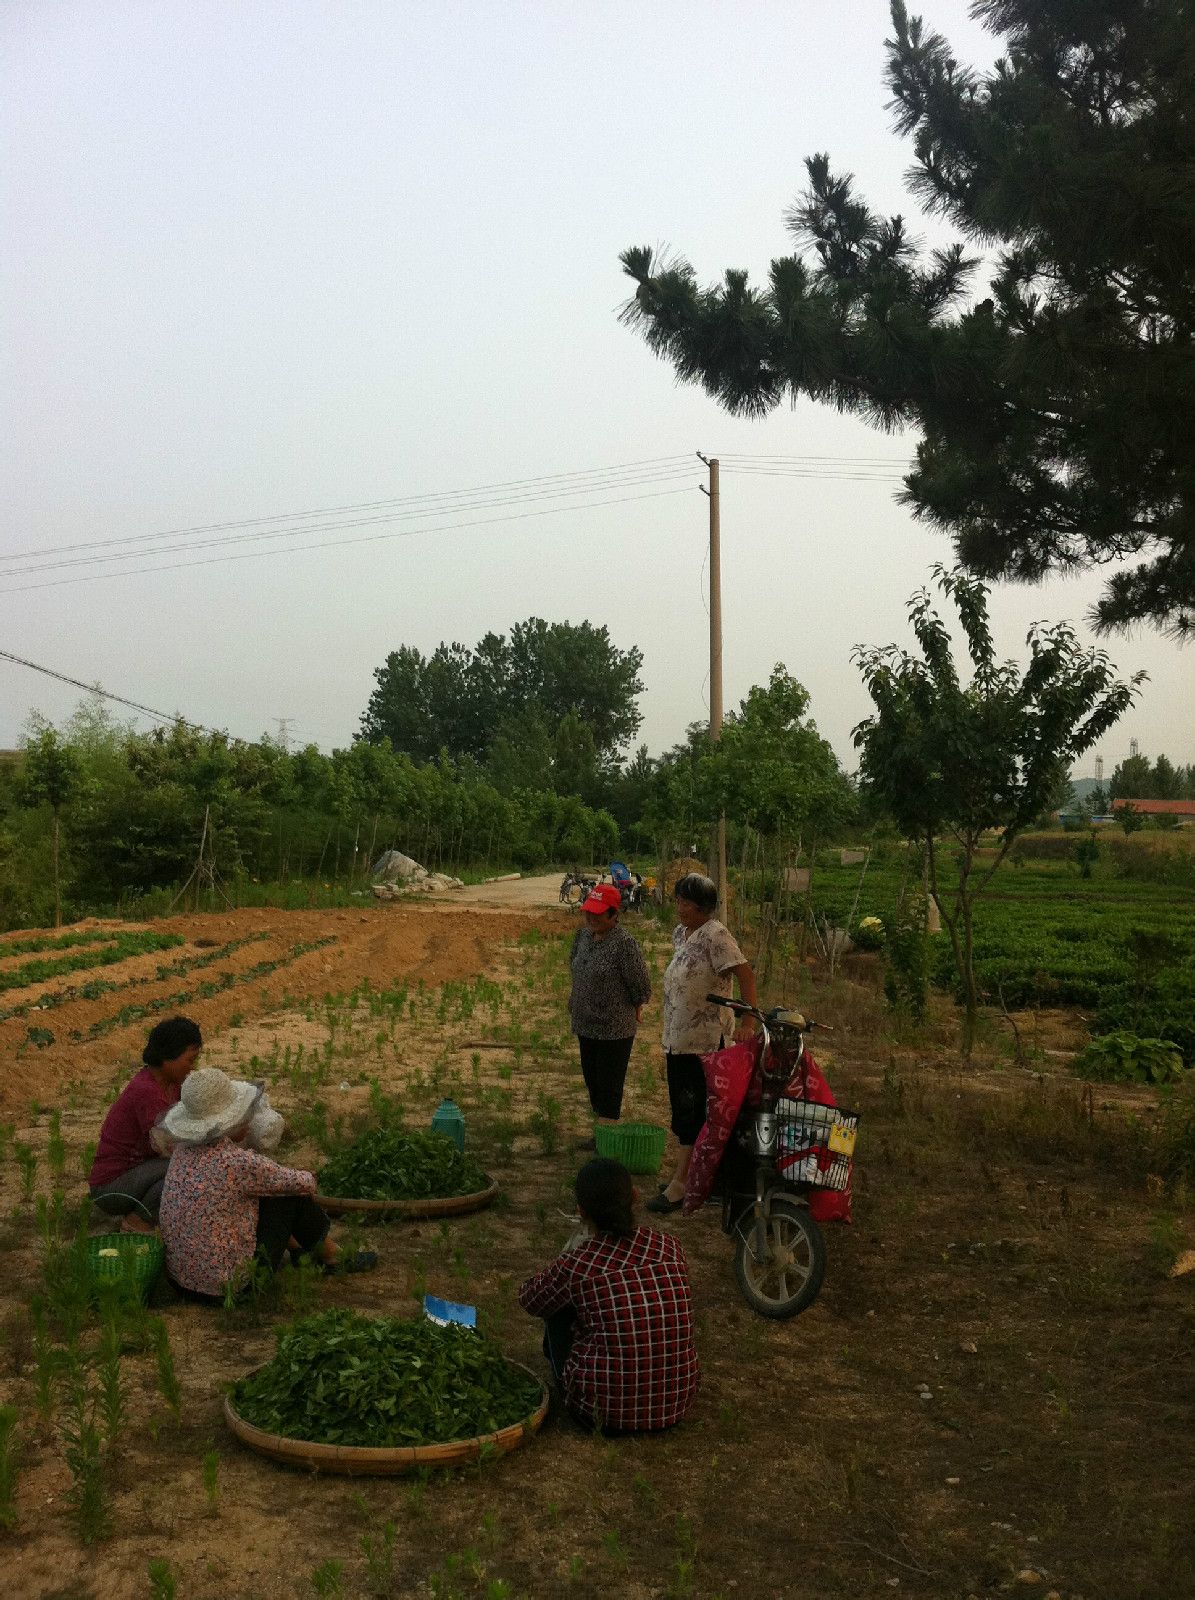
top-left (3, 0), bottom-right (1190, 778)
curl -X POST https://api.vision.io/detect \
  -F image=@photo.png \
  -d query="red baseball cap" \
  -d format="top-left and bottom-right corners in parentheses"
top-left (581, 882), bottom-right (621, 915)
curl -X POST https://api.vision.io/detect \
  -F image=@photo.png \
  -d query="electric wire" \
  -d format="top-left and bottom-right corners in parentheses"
top-left (0, 451), bottom-right (916, 592)
top-left (0, 453), bottom-right (912, 571)
top-left (1, 468), bottom-right (701, 578)
top-left (0, 648), bottom-right (209, 731)
top-left (0, 455), bottom-right (696, 567)
top-left (0, 483), bottom-right (698, 594)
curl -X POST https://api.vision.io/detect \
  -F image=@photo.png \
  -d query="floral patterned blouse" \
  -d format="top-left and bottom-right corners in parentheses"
top-left (160, 1139), bottom-right (316, 1297)
top-left (661, 919), bottom-right (747, 1054)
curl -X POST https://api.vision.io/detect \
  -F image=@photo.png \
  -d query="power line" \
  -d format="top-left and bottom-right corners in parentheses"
top-left (0, 483), bottom-right (699, 594)
top-left (0, 449), bottom-right (919, 594)
top-left (0, 452), bottom-right (913, 572)
top-left (0, 455), bottom-right (697, 567)
top-left (1, 467), bottom-right (701, 579)
top-left (0, 648), bottom-right (209, 731)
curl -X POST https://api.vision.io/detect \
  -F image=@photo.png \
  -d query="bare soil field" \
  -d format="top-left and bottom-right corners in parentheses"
top-left (1, 904), bottom-right (1192, 1600)
top-left (0, 899), bottom-right (566, 1119)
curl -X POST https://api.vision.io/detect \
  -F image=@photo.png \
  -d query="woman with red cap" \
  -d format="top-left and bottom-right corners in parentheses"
top-left (568, 881), bottom-right (652, 1148)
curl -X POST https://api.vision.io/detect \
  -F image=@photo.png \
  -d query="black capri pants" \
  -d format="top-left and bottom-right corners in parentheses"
top-left (665, 1045), bottom-right (721, 1146)
top-left (577, 1036), bottom-right (635, 1120)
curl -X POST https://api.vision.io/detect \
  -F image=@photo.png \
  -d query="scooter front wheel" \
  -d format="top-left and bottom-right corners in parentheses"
top-left (734, 1195), bottom-right (826, 1319)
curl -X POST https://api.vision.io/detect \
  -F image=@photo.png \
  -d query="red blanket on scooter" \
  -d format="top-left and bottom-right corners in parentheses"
top-left (682, 1036), bottom-right (852, 1224)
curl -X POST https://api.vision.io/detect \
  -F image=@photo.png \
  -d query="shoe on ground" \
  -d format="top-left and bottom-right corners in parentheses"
top-left (323, 1249), bottom-right (379, 1275)
top-left (645, 1191), bottom-right (684, 1215)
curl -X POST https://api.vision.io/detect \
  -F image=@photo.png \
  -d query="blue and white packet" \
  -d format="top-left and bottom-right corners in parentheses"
top-left (423, 1294), bottom-right (477, 1330)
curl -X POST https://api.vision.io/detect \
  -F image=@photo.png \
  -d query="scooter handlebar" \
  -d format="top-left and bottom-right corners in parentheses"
top-left (704, 995), bottom-right (831, 1032)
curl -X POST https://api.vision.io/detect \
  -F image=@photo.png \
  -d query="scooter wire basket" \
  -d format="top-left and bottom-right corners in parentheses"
top-left (774, 1097), bottom-right (860, 1193)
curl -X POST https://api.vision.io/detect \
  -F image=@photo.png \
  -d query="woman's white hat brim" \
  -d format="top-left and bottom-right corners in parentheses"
top-left (162, 1072), bottom-right (261, 1145)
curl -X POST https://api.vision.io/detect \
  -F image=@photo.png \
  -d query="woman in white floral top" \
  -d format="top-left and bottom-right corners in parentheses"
top-left (159, 1067), bottom-right (376, 1298)
top-left (647, 873), bottom-right (757, 1214)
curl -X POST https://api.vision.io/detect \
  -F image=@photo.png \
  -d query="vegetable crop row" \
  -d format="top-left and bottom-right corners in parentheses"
top-left (75, 938), bottom-right (338, 1039)
top-left (0, 934), bottom-right (271, 1026)
top-left (0, 932), bottom-right (186, 996)
top-left (0, 928), bottom-right (128, 959)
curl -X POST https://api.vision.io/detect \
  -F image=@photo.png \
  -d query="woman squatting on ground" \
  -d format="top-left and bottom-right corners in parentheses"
top-left (88, 1015), bottom-right (202, 1228)
top-left (519, 1156), bottom-right (699, 1433)
top-left (158, 1066), bottom-right (376, 1300)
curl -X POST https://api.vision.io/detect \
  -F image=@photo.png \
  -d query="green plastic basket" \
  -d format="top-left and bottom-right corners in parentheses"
top-left (593, 1122), bottom-right (668, 1175)
top-left (88, 1233), bottom-right (165, 1301)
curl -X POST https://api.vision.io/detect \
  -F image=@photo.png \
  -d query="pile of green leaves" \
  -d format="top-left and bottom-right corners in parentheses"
top-left (317, 1128), bottom-right (488, 1202)
top-left (1072, 1031), bottom-right (1185, 1086)
top-left (230, 1309), bottom-right (542, 1447)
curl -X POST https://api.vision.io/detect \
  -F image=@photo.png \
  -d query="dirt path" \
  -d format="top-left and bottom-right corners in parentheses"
top-left (429, 871), bottom-right (568, 910)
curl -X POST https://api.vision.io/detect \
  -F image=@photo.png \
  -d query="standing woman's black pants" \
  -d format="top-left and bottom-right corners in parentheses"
top-left (577, 1036), bottom-right (635, 1119)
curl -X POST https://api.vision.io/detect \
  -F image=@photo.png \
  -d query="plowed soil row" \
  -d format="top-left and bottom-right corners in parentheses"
top-left (0, 905), bottom-right (566, 1118)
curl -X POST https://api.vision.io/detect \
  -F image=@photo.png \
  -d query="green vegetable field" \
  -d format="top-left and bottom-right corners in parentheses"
top-left (804, 855), bottom-right (1195, 1061)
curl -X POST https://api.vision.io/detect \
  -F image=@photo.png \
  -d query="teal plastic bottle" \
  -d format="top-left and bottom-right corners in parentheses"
top-left (431, 1098), bottom-right (466, 1151)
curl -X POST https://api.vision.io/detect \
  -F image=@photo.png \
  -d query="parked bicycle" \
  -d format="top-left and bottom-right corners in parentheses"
top-left (558, 869), bottom-right (599, 908)
top-left (707, 996), bottom-right (858, 1319)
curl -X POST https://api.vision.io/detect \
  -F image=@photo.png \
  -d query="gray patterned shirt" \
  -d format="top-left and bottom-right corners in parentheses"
top-left (568, 925), bottom-right (652, 1040)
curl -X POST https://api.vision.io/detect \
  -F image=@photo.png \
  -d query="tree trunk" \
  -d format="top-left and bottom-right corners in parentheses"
top-left (926, 833), bottom-right (970, 1057)
top-left (959, 849), bottom-right (979, 1054)
top-left (52, 810), bottom-right (62, 929)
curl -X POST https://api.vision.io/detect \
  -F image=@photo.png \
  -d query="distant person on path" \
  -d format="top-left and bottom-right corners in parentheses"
top-left (88, 1015), bottom-right (202, 1230)
top-left (519, 1157), bottom-right (699, 1433)
top-left (158, 1067), bottom-right (376, 1300)
top-left (647, 873), bottom-right (757, 1215)
top-left (568, 882), bottom-right (652, 1148)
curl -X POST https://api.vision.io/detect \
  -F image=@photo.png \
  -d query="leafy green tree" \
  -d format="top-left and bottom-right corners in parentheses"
top-left (620, 0), bottom-right (1195, 635)
top-left (360, 620), bottom-right (644, 761)
top-left (552, 711), bottom-right (600, 803)
top-left (486, 710), bottom-right (555, 796)
top-left (1116, 800), bottom-right (1146, 835)
top-left (702, 667), bottom-right (852, 843)
top-left (1088, 783), bottom-right (1109, 817)
top-left (20, 723), bottom-right (83, 927)
top-left (1150, 754), bottom-right (1182, 801)
top-left (1110, 753), bottom-right (1153, 799)
top-left (853, 566), bottom-right (1143, 1052)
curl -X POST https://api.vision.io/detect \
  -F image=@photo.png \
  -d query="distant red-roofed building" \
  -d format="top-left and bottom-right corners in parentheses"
top-left (1111, 798), bottom-right (1195, 820)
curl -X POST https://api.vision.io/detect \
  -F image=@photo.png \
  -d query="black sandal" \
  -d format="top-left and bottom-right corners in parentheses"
top-left (645, 1191), bottom-right (684, 1215)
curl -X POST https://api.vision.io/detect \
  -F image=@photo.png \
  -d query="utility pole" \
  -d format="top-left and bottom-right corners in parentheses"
top-left (698, 452), bottom-right (727, 913)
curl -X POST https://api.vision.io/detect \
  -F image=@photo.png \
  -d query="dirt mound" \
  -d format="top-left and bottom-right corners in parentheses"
top-left (662, 856), bottom-right (709, 895)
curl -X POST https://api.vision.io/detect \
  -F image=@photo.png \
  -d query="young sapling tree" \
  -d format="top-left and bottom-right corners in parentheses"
top-left (853, 568), bottom-right (1143, 1053)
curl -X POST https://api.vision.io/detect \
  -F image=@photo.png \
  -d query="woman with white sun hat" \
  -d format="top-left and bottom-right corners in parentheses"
top-left (158, 1066), bottom-right (375, 1299)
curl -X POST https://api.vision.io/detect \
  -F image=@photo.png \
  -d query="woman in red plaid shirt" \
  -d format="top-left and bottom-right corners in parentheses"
top-left (519, 1158), bottom-right (699, 1433)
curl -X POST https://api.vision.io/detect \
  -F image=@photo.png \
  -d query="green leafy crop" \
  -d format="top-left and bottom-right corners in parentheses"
top-left (317, 1128), bottom-right (488, 1202)
top-left (1072, 1031), bottom-right (1184, 1086)
top-left (230, 1309), bottom-right (541, 1447)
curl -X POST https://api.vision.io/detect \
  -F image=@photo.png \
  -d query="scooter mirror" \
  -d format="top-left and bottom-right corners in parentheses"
top-left (771, 1009), bottom-right (808, 1030)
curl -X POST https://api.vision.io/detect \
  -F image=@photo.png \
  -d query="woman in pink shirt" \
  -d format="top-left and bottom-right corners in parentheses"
top-left (89, 1016), bottom-right (202, 1226)
top-left (158, 1067), bottom-right (376, 1299)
